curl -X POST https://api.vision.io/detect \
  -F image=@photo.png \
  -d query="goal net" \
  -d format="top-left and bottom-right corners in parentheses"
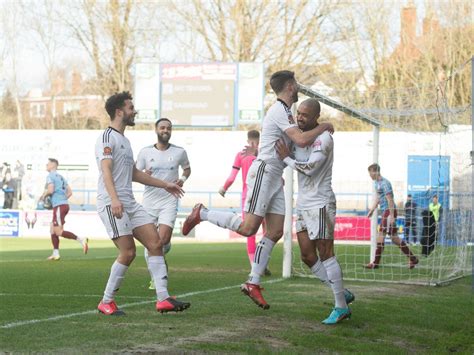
top-left (287, 60), bottom-right (472, 285)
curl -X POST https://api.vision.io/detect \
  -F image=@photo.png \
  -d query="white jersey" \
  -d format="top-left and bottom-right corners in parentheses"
top-left (95, 127), bottom-right (136, 208)
top-left (283, 130), bottom-right (336, 209)
top-left (258, 99), bottom-right (298, 172)
top-left (136, 143), bottom-right (190, 205)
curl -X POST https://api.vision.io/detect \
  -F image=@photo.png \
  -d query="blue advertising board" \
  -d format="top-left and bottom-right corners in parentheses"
top-left (407, 155), bottom-right (450, 210)
top-left (0, 210), bottom-right (20, 237)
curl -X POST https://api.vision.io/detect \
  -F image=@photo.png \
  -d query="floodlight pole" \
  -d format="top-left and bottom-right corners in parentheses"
top-left (370, 126), bottom-right (380, 263)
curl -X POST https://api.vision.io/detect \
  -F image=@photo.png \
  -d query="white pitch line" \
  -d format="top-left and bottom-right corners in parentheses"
top-left (0, 278), bottom-right (284, 329)
top-left (0, 293), bottom-right (150, 300)
top-left (0, 256), bottom-right (116, 263)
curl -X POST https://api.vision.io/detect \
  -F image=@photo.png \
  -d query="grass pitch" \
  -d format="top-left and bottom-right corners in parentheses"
top-left (0, 238), bottom-right (473, 353)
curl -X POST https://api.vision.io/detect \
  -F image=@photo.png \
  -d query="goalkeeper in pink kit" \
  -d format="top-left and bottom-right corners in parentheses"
top-left (219, 130), bottom-right (270, 275)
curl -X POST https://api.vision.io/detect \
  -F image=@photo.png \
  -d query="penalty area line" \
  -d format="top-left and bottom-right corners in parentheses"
top-left (0, 278), bottom-right (285, 329)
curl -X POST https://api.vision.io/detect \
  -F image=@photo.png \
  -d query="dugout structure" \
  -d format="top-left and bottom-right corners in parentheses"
top-left (283, 58), bottom-right (473, 285)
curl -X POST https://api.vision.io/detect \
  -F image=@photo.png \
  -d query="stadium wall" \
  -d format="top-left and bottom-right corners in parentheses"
top-left (0, 127), bottom-right (469, 240)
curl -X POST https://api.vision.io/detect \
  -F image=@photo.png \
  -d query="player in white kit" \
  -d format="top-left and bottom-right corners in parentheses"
top-left (276, 98), bottom-right (353, 325)
top-left (95, 92), bottom-right (190, 315)
top-left (136, 118), bottom-right (191, 290)
top-left (182, 71), bottom-right (333, 309)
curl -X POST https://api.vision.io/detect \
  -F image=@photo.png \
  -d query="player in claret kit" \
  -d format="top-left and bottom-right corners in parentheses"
top-left (182, 70), bottom-right (333, 309)
top-left (40, 158), bottom-right (88, 261)
top-left (95, 91), bottom-right (190, 316)
top-left (365, 164), bottom-right (419, 270)
top-left (276, 98), bottom-right (354, 325)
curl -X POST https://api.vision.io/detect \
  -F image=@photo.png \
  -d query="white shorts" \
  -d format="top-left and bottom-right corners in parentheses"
top-left (244, 160), bottom-right (285, 217)
top-left (143, 198), bottom-right (178, 229)
top-left (98, 201), bottom-right (154, 239)
top-left (295, 202), bottom-right (336, 240)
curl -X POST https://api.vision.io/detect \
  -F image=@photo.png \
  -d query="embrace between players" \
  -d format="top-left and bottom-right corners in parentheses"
top-left (95, 70), bottom-right (354, 324)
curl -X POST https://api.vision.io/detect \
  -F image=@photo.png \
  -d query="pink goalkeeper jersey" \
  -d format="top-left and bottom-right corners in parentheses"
top-left (223, 151), bottom-right (256, 191)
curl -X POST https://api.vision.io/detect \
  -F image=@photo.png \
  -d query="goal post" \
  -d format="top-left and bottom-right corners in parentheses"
top-left (283, 77), bottom-right (473, 285)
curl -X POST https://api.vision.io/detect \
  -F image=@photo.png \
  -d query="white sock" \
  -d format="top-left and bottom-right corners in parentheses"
top-left (148, 256), bottom-right (170, 301)
top-left (206, 210), bottom-right (242, 232)
top-left (102, 261), bottom-right (128, 303)
top-left (310, 259), bottom-right (331, 288)
top-left (323, 256), bottom-right (347, 309)
top-left (248, 237), bottom-right (275, 285)
top-left (76, 236), bottom-right (83, 245)
top-left (199, 207), bottom-right (209, 220)
top-left (52, 249), bottom-right (59, 257)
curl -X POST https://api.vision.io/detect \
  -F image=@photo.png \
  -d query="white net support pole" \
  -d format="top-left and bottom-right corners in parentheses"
top-left (282, 166), bottom-right (294, 278)
top-left (370, 125), bottom-right (380, 262)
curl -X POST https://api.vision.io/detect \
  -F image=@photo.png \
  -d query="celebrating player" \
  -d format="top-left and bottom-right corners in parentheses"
top-left (365, 164), bottom-right (419, 269)
top-left (95, 92), bottom-right (190, 315)
top-left (276, 98), bottom-right (354, 325)
top-left (218, 130), bottom-right (270, 275)
top-left (40, 158), bottom-right (88, 260)
top-left (182, 70), bottom-right (333, 309)
top-left (136, 118), bottom-right (191, 290)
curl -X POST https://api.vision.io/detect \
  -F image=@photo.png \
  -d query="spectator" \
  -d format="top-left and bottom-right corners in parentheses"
top-left (421, 209), bottom-right (436, 257)
top-left (404, 194), bottom-right (418, 244)
top-left (13, 160), bottom-right (25, 201)
top-left (2, 163), bottom-right (15, 209)
top-left (429, 194), bottom-right (443, 239)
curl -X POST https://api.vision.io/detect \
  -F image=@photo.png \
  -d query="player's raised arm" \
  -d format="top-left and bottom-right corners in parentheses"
top-left (285, 122), bottom-right (334, 148)
top-left (132, 165), bottom-right (184, 198)
top-left (277, 138), bottom-right (329, 177)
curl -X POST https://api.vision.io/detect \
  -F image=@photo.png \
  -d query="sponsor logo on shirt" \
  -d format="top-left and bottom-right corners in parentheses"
top-left (312, 140), bottom-right (322, 148)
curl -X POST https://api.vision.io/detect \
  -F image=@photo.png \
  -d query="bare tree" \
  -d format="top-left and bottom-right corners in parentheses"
top-left (21, 0), bottom-right (67, 129)
top-left (168, 0), bottom-right (342, 82)
top-left (60, 0), bottom-right (164, 97)
top-left (0, 1), bottom-right (25, 129)
top-left (333, 0), bottom-right (473, 131)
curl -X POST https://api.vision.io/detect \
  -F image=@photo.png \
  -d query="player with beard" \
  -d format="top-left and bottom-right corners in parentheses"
top-left (136, 118), bottom-right (191, 290)
top-left (276, 98), bottom-right (354, 324)
top-left (182, 70), bottom-right (334, 309)
top-left (95, 92), bottom-right (190, 315)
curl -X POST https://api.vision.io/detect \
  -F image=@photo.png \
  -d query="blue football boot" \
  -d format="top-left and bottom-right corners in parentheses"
top-left (322, 307), bottom-right (352, 325)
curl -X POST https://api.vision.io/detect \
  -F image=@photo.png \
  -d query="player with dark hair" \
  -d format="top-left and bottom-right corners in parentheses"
top-left (40, 158), bottom-right (88, 260)
top-left (366, 164), bottom-right (419, 269)
top-left (95, 91), bottom-right (190, 315)
top-left (182, 71), bottom-right (333, 309)
top-left (276, 98), bottom-right (354, 324)
top-left (218, 130), bottom-right (269, 274)
top-left (136, 117), bottom-right (191, 290)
